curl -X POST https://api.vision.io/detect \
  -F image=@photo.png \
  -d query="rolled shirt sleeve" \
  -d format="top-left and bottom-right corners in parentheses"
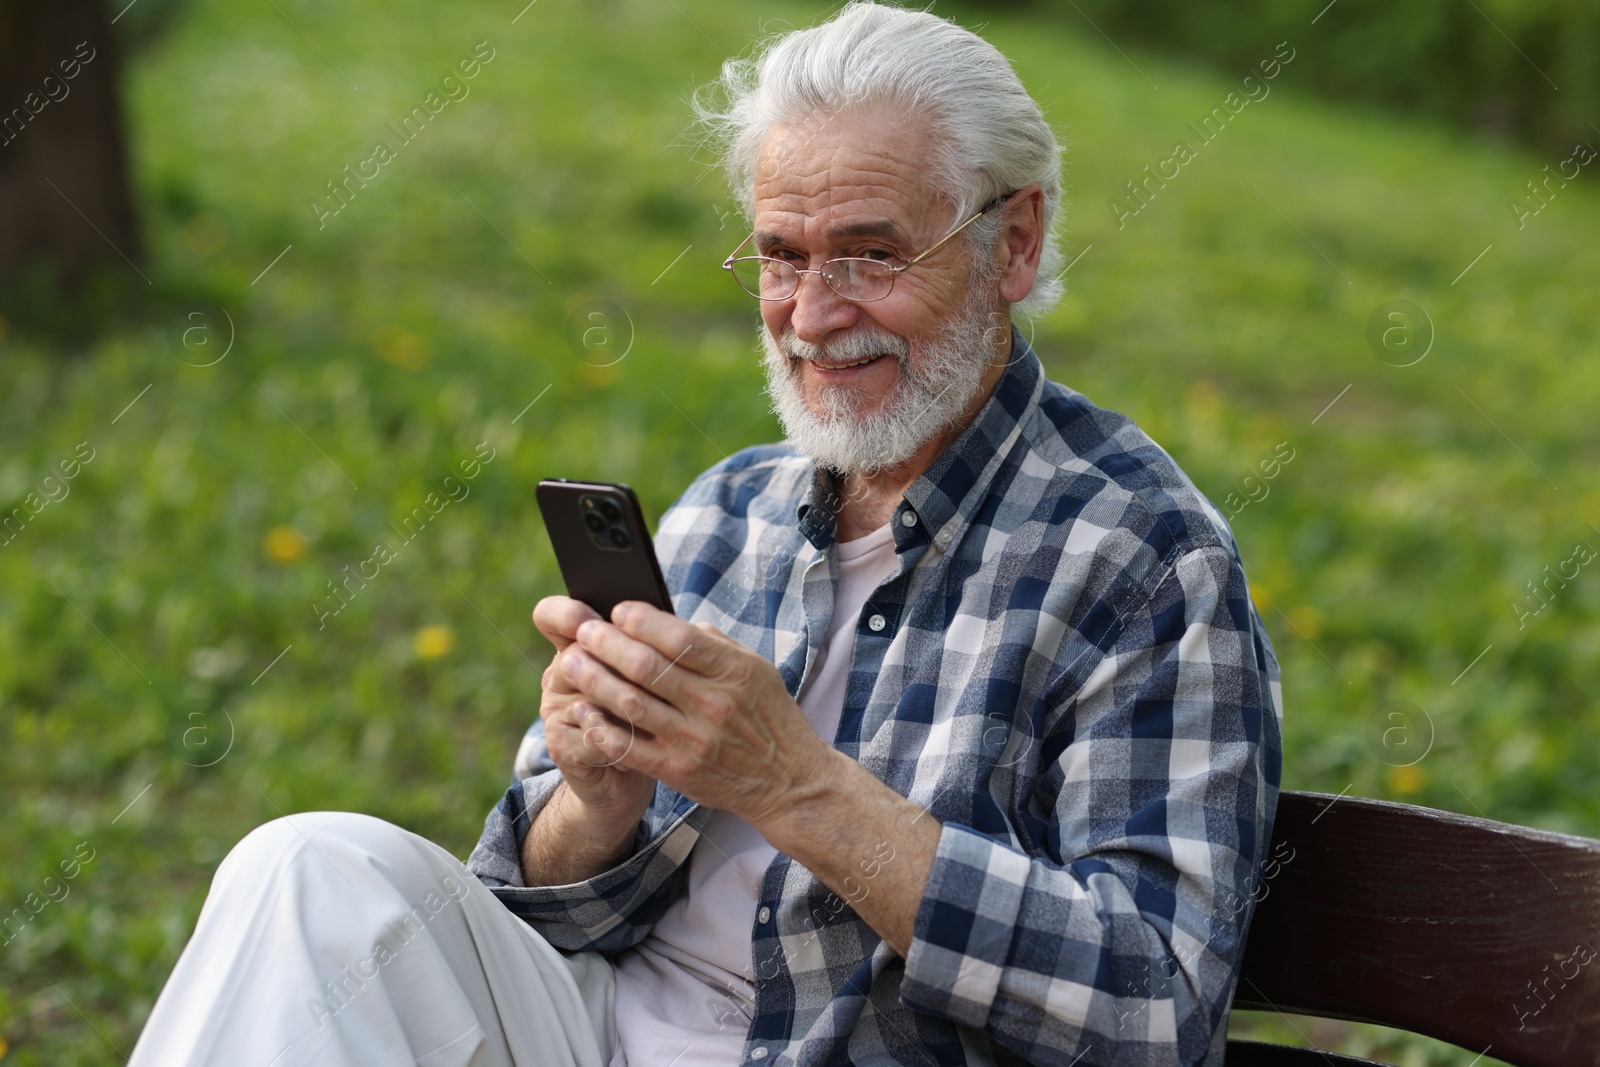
top-left (465, 716), bottom-right (709, 954)
top-left (901, 544), bottom-right (1283, 1065)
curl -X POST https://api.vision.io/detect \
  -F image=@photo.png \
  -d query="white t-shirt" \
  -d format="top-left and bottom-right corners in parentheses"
top-left (608, 520), bottom-right (902, 1067)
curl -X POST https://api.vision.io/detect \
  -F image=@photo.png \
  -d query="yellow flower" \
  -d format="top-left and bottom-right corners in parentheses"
top-left (413, 625), bottom-right (455, 660)
top-left (263, 526), bottom-right (307, 565)
top-left (1386, 763), bottom-right (1428, 794)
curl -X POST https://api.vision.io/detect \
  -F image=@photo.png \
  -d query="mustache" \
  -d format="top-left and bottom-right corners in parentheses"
top-left (777, 326), bottom-right (910, 365)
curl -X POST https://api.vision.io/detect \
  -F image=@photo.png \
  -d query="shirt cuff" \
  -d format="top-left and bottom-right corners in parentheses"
top-left (901, 821), bottom-right (1033, 1029)
top-left (466, 775), bottom-right (709, 953)
top-left (466, 771), bottom-right (564, 889)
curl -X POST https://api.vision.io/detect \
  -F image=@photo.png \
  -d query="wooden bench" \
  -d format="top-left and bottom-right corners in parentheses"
top-left (1226, 790), bottom-right (1600, 1066)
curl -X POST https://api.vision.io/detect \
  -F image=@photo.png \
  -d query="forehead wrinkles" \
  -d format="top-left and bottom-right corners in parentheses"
top-left (753, 120), bottom-right (939, 244)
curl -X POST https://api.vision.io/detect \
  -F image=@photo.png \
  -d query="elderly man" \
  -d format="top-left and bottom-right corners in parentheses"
top-left (129, 4), bottom-right (1281, 1066)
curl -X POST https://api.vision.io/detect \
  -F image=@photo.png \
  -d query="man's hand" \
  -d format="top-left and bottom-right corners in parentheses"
top-left (520, 595), bottom-right (657, 886)
top-left (558, 600), bottom-right (837, 824)
top-left (560, 598), bottom-right (940, 956)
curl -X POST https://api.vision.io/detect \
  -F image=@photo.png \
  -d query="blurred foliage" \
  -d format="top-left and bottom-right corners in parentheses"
top-left (994, 0), bottom-right (1600, 151)
top-left (111, 0), bottom-right (194, 53)
top-left (1, 0), bottom-right (1596, 1063)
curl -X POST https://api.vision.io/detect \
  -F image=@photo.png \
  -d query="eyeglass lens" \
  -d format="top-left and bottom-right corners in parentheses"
top-left (729, 257), bottom-right (894, 301)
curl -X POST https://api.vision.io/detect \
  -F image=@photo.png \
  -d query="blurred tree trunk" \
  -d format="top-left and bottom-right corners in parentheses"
top-left (0, 0), bottom-right (142, 291)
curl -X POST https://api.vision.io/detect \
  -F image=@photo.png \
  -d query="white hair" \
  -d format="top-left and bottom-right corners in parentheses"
top-left (691, 1), bottom-right (1066, 317)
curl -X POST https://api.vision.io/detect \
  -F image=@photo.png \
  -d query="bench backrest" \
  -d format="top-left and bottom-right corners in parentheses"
top-left (1232, 790), bottom-right (1600, 1066)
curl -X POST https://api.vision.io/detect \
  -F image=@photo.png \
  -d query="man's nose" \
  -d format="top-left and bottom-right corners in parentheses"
top-left (789, 270), bottom-right (860, 345)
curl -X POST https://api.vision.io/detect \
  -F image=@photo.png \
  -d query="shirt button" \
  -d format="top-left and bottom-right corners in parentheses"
top-left (868, 614), bottom-right (886, 632)
top-left (935, 529), bottom-right (951, 547)
top-left (751, 1049), bottom-right (769, 1061)
top-left (900, 511), bottom-right (917, 527)
top-left (757, 906), bottom-right (771, 924)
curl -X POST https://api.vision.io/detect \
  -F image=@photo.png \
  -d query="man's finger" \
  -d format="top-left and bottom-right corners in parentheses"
top-left (543, 651), bottom-right (581, 694)
top-left (574, 617), bottom-right (699, 707)
top-left (561, 645), bottom-right (674, 738)
top-left (609, 600), bottom-right (720, 676)
top-left (574, 701), bottom-right (667, 779)
top-left (544, 705), bottom-right (621, 773)
top-left (533, 595), bottom-right (603, 651)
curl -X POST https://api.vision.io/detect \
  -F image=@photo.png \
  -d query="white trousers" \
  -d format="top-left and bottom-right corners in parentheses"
top-left (128, 811), bottom-right (619, 1067)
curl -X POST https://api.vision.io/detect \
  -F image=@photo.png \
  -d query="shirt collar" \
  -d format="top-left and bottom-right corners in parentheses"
top-left (795, 323), bottom-right (1045, 552)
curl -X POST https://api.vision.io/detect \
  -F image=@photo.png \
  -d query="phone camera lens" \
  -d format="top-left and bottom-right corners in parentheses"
top-left (584, 512), bottom-right (606, 533)
top-left (609, 528), bottom-right (631, 550)
top-left (600, 499), bottom-right (622, 523)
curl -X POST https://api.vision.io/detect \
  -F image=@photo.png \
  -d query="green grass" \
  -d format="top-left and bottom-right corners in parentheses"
top-left (2, 0), bottom-right (1597, 1061)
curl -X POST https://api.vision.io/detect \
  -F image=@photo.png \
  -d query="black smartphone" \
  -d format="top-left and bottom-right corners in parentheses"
top-left (535, 479), bottom-right (675, 620)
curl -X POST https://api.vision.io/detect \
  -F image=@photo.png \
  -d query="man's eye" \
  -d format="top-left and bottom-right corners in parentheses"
top-left (860, 248), bottom-right (896, 262)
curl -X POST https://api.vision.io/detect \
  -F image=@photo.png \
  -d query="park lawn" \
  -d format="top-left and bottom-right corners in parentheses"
top-left (1, 0), bottom-right (1596, 1061)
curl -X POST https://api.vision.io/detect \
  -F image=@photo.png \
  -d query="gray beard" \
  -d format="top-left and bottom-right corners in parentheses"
top-left (759, 282), bottom-right (1000, 478)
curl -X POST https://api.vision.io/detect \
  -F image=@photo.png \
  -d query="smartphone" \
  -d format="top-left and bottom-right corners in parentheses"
top-left (535, 479), bottom-right (675, 620)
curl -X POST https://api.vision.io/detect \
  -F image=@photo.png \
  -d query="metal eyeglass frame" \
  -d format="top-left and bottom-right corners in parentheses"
top-left (721, 189), bottom-right (1019, 303)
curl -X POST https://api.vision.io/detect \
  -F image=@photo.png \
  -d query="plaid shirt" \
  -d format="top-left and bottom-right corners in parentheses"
top-left (468, 326), bottom-right (1284, 1067)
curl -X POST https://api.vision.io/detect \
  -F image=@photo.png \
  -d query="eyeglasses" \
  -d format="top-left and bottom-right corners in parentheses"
top-left (722, 189), bottom-right (1018, 303)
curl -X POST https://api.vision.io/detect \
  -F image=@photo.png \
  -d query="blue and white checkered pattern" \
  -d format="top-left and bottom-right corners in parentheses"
top-left (468, 326), bottom-right (1283, 1067)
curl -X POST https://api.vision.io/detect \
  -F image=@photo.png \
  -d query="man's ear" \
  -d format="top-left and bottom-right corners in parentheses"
top-left (997, 184), bottom-right (1045, 305)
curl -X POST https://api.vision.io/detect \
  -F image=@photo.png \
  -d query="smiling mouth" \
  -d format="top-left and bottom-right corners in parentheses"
top-left (811, 353), bottom-right (889, 370)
